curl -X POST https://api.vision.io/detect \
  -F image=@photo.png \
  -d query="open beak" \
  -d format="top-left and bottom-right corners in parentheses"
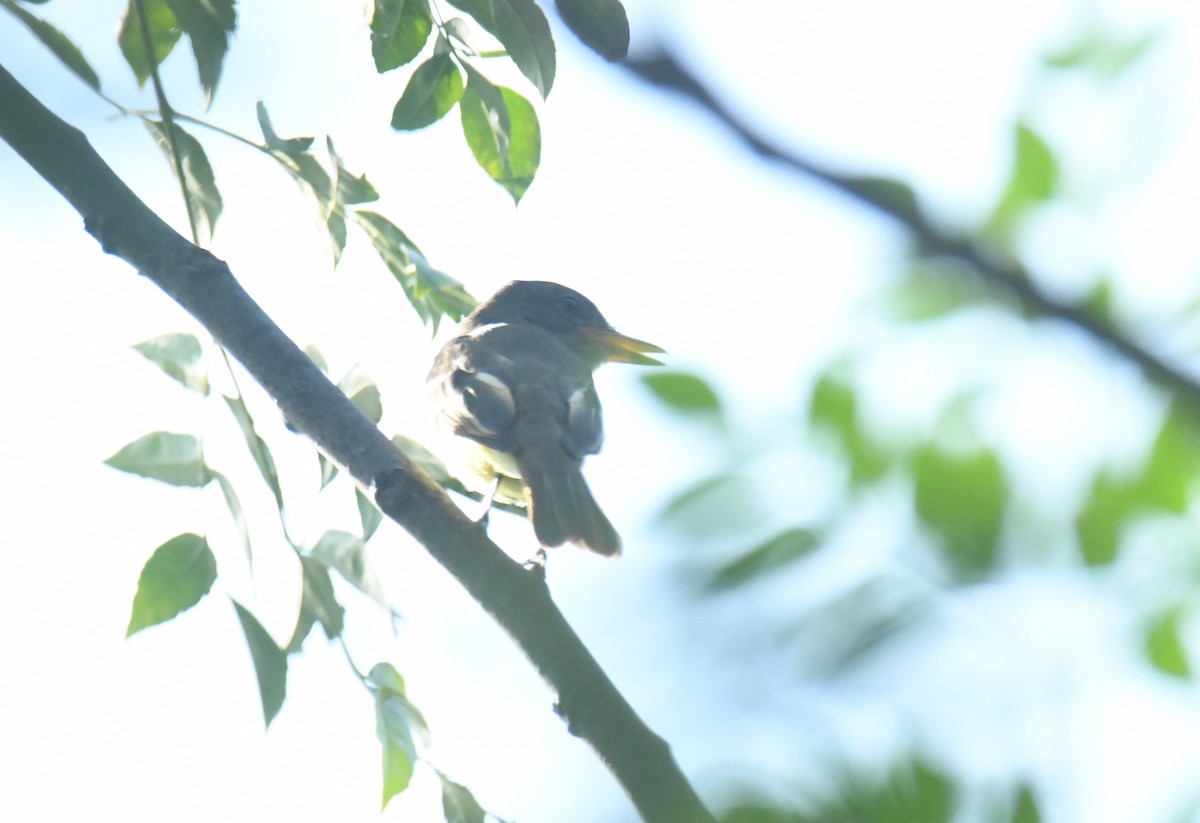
top-left (585, 327), bottom-right (666, 366)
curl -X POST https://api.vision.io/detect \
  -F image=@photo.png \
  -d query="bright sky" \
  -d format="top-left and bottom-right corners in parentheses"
top-left (3, 1), bottom-right (1200, 822)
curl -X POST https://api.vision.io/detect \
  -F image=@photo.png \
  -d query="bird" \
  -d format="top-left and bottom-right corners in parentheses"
top-left (427, 280), bottom-right (664, 556)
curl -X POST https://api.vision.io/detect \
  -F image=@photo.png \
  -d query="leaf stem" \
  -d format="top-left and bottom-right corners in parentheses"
top-left (132, 0), bottom-right (200, 245)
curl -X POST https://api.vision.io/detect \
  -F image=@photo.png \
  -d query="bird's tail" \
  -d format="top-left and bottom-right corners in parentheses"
top-left (520, 455), bottom-right (621, 556)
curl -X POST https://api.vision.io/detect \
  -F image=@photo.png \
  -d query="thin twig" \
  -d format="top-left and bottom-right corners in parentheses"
top-left (133, 0), bottom-right (200, 244)
top-left (623, 49), bottom-right (1200, 409)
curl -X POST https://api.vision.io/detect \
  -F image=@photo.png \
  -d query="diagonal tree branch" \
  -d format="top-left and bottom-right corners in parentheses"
top-left (624, 49), bottom-right (1200, 410)
top-left (0, 61), bottom-right (715, 823)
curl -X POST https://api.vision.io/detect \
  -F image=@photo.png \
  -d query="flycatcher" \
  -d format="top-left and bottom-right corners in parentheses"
top-left (427, 280), bottom-right (663, 555)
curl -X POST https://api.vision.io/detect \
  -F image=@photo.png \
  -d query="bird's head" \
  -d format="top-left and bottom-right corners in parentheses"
top-left (468, 281), bottom-right (664, 368)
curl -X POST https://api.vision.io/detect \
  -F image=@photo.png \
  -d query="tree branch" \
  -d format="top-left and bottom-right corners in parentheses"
top-left (0, 62), bottom-right (715, 823)
top-left (623, 49), bottom-right (1200, 409)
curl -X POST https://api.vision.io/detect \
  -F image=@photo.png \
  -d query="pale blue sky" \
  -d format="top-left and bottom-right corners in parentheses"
top-left (3, 1), bottom-right (1200, 821)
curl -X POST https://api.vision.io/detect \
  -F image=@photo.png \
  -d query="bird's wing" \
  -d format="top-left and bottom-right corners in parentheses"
top-left (427, 335), bottom-right (518, 452)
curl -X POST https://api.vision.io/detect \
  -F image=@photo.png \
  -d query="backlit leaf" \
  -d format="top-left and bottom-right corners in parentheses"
top-left (441, 773), bottom-right (487, 823)
top-left (391, 50), bottom-right (464, 131)
top-left (555, 0), bottom-right (628, 61)
top-left (913, 445), bottom-right (1007, 577)
top-left (371, 0), bottom-right (434, 72)
top-left (1145, 609), bottom-right (1191, 679)
top-left (354, 210), bottom-right (476, 330)
top-left (126, 533), bottom-right (216, 636)
top-left (117, 0), bottom-right (180, 87)
top-left (987, 122), bottom-right (1058, 235)
top-left (459, 68), bottom-right (540, 202)
top-left (4, 0), bottom-right (101, 89)
top-left (164, 0), bottom-right (236, 105)
top-left (339, 367), bottom-right (383, 425)
top-left (1075, 472), bottom-right (1135, 566)
top-left (1138, 401), bottom-right (1200, 513)
top-left (447, 0), bottom-right (555, 97)
top-left (311, 530), bottom-right (389, 609)
top-left (641, 370), bottom-right (722, 420)
top-left (293, 555), bottom-right (345, 645)
top-left (256, 102), bottom-right (314, 155)
top-left (105, 431), bottom-right (211, 487)
top-left (213, 471), bottom-right (253, 566)
top-left (133, 332), bottom-right (209, 393)
top-left (367, 662), bottom-right (427, 808)
top-left (704, 527), bottom-right (820, 592)
top-left (222, 393), bottom-right (284, 510)
top-left (233, 601), bottom-right (288, 726)
top-left (358, 488), bottom-right (384, 541)
top-left (328, 137), bottom-right (380, 205)
top-left (144, 118), bottom-right (223, 245)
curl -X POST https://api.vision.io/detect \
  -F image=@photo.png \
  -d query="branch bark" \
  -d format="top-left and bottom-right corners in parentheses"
top-left (624, 49), bottom-right (1200, 409)
top-left (0, 62), bottom-right (715, 823)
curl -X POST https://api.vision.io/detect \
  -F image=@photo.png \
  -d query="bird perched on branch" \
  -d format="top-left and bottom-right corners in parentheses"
top-left (427, 280), bottom-right (664, 556)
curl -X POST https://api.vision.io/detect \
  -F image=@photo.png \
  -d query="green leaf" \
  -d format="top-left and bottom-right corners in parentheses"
top-left (233, 601), bottom-right (288, 726)
top-left (809, 370), bottom-right (890, 483)
top-left (912, 445), bottom-right (1008, 577)
top-left (358, 488), bottom-right (384, 541)
top-left (810, 370), bottom-right (856, 435)
top-left (367, 662), bottom-right (429, 808)
top-left (987, 122), bottom-right (1058, 235)
top-left (3, 0), bottom-right (101, 89)
top-left (1044, 29), bottom-right (1159, 81)
top-left (440, 773), bottom-right (487, 823)
top-left (338, 367), bottom-right (383, 424)
top-left (143, 119), bottom-right (223, 245)
top-left (459, 69), bottom-right (541, 202)
top-left (371, 0), bottom-right (434, 72)
top-left (222, 393), bottom-right (284, 511)
top-left (213, 471), bottom-right (253, 566)
top-left (311, 530), bottom-right (388, 608)
top-left (126, 533), bottom-right (216, 636)
top-left (1011, 784), bottom-right (1042, 823)
top-left (133, 332), bottom-right (209, 393)
top-left (704, 527), bottom-right (820, 592)
top-left (1145, 609), bottom-right (1191, 679)
top-left (1075, 472), bottom-right (1135, 566)
top-left (327, 136), bottom-right (380, 205)
top-left (555, 0), bottom-right (629, 61)
top-left (326, 209), bottom-right (347, 265)
top-left (447, 0), bottom-right (555, 97)
top-left (105, 431), bottom-right (212, 487)
top-left (318, 452), bottom-right (339, 489)
top-left (640, 371), bottom-right (722, 419)
top-left (164, 0), bottom-right (236, 105)
top-left (354, 210), bottom-right (476, 330)
top-left (118, 0), bottom-right (181, 88)
top-left (303, 343), bottom-right (329, 374)
top-left (256, 102), bottom-right (314, 155)
top-left (1138, 401), bottom-right (1200, 513)
top-left (292, 555), bottom-right (345, 646)
top-left (391, 50), bottom-right (465, 130)
top-left (256, 108), bottom-right (343, 257)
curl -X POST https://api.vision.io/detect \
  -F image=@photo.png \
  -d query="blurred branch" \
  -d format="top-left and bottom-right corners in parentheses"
top-left (624, 49), bottom-right (1200, 409)
top-left (0, 61), bottom-right (714, 823)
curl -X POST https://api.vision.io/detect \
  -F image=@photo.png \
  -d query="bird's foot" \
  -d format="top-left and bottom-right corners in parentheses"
top-left (522, 548), bottom-right (548, 581)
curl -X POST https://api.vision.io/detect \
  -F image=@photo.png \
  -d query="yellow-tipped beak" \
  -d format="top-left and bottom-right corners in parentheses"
top-left (585, 328), bottom-right (666, 366)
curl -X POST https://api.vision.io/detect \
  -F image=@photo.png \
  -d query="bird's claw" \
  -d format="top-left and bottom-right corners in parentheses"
top-left (522, 548), bottom-right (548, 580)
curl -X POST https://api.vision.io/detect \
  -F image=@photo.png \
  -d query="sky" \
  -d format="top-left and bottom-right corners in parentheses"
top-left (3, 1), bottom-right (1200, 822)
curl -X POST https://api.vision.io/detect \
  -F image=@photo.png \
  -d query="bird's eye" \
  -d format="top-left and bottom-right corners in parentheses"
top-left (557, 295), bottom-right (583, 317)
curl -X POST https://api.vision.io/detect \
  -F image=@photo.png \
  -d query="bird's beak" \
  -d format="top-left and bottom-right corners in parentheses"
top-left (585, 328), bottom-right (666, 366)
